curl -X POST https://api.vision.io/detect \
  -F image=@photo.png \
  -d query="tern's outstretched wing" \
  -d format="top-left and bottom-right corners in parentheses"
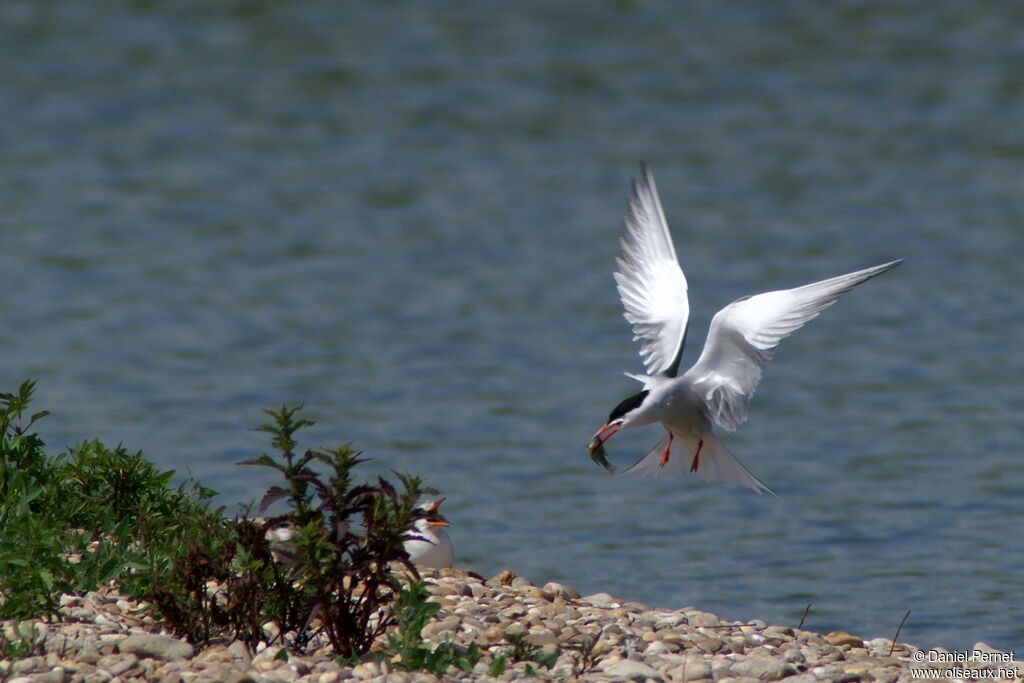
top-left (613, 164), bottom-right (690, 377)
top-left (685, 259), bottom-right (903, 432)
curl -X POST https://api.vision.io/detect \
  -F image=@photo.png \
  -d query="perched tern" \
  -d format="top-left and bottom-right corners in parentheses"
top-left (588, 164), bottom-right (902, 495)
top-left (404, 499), bottom-right (454, 569)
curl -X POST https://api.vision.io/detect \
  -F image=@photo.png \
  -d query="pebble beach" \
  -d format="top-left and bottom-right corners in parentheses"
top-left (2, 568), bottom-right (1019, 683)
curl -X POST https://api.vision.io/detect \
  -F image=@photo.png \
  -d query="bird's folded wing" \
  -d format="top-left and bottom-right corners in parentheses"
top-left (613, 163), bottom-right (690, 377)
top-left (686, 259), bottom-right (903, 432)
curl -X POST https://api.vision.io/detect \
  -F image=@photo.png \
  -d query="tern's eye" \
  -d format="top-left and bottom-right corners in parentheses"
top-left (608, 390), bottom-right (649, 422)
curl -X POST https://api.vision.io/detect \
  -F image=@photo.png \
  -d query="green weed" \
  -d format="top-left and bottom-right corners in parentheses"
top-left (1, 381), bottom-right (220, 620)
top-left (385, 581), bottom-right (482, 675)
top-left (0, 382), bottom-right (442, 661)
top-left (503, 629), bottom-right (559, 670)
top-left (0, 621), bottom-right (46, 659)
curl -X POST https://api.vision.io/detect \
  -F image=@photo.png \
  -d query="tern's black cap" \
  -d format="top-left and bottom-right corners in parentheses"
top-left (608, 390), bottom-right (649, 423)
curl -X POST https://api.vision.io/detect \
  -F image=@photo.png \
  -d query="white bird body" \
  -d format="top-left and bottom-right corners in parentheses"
top-left (589, 164), bottom-right (902, 495)
top-left (404, 500), bottom-right (454, 569)
top-left (405, 519), bottom-right (454, 568)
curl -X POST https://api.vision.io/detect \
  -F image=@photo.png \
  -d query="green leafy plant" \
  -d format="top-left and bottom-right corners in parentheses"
top-left (241, 404), bottom-right (430, 657)
top-left (159, 404), bottom-right (434, 656)
top-left (489, 655), bottom-right (508, 676)
top-left (565, 633), bottom-right (603, 674)
top-left (385, 581), bottom-right (482, 675)
top-left (502, 629), bottom-right (559, 670)
top-left (225, 515), bottom-right (307, 651)
top-left (147, 536), bottom-right (231, 646)
top-left (0, 380), bottom-right (50, 479)
top-left (0, 621), bottom-right (47, 659)
top-left (386, 580), bottom-right (442, 666)
top-left (1, 382), bottom-right (441, 661)
top-left (148, 511), bottom-right (308, 650)
top-left (1, 380), bottom-right (230, 621)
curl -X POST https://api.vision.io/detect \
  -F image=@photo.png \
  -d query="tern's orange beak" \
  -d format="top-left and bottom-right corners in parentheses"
top-left (424, 498), bottom-right (450, 527)
top-left (589, 420), bottom-right (623, 449)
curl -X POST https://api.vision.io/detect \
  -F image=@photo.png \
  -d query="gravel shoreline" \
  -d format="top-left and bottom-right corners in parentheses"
top-left (2, 567), bottom-right (1019, 683)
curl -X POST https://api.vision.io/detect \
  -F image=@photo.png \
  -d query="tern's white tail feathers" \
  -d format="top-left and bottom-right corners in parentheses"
top-left (621, 431), bottom-right (777, 497)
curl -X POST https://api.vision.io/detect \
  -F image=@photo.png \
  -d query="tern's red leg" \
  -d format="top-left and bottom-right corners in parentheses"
top-left (659, 432), bottom-right (674, 467)
top-left (690, 438), bottom-right (704, 473)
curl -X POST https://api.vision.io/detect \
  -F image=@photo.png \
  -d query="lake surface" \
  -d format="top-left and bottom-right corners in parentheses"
top-left (2, 1), bottom-right (1022, 654)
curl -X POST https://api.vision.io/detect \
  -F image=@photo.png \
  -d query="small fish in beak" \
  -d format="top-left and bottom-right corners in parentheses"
top-left (588, 435), bottom-right (616, 473)
top-left (587, 420), bottom-right (623, 474)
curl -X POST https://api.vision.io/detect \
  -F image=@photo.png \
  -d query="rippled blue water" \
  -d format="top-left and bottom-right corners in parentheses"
top-left (2, 1), bottom-right (1022, 654)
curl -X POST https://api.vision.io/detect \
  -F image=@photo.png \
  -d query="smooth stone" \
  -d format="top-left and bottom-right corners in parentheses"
top-left (581, 593), bottom-right (618, 606)
top-left (32, 669), bottom-right (66, 683)
top-left (12, 657), bottom-right (45, 674)
top-left (542, 582), bottom-right (581, 600)
top-left (527, 587), bottom-right (553, 602)
top-left (686, 611), bottom-right (721, 628)
top-left (350, 661), bottom-right (380, 679)
top-left (644, 641), bottom-right (674, 655)
top-left (486, 570), bottom-right (517, 587)
top-left (427, 582), bottom-right (466, 597)
top-left (468, 583), bottom-right (492, 599)
top-left (97, 653), bottom-right (137, 677)
top-left (92, 614), bottom-right (120, 628)
top-left (601, 658), bottom-right (663, 680)
top-left (118, 634), bottom-right (194, 661)
top-left (250, 646), bottom-right (286, 671)
top-left (226, 640), bottom-right (252, 664)
top-left (781, 675), bottom-right (822, 683)
top-left (730, 658), bottom-right (797, 681)
top-left (872, 668), bottom-right (902, 683)
top-left (222, 672), bottom-right (258, 683)
top-left (825, 631), bottom-right (865, 648)
top-left (523, 632), bottom-right (559, 647)
top-left (972, 641), bottom-right (1014, 661)
top-left (693, 637), bottom-right (724, 653)
top-left (712, 659), bottom-right (736, 678)
top-left (764, 625), bottom-right (795, 639)
top-left (261, 622), bottom-right (281, 642)
top-left (668, 659), bottom-right (712, 682)
top-left (439, 567), bottom-right (485, 581)
top-left (655, 613), bottom-right (688, 629)
top-left (419, 622), bottom-right (452, 640)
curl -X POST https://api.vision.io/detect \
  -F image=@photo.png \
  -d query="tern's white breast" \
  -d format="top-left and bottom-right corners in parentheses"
top-left (404, 522), bottom-right (454, 569)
